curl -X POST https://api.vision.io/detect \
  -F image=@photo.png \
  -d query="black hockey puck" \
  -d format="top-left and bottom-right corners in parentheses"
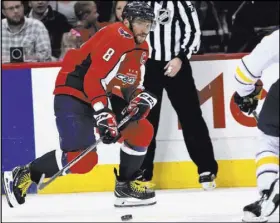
top-left (121, 214), bottom-right (132, 221)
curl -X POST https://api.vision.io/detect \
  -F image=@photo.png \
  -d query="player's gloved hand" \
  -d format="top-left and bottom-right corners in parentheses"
top-left (125, 91), bottom-right (157, 121)
top-left (93, 107), bottom-right (119, 144)
top-left (234, 83), bottom-right (263, 115)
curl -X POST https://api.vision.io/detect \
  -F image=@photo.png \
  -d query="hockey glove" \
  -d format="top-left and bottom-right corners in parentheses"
top-left (234, 83), bottom-right (263, 115)
top-left (124, 91), bottom-right (157, 122)
top-left (93, 107), bottom-right (119, 144)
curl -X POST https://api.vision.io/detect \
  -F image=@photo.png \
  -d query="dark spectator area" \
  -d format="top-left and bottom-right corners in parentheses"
top-left (1, 1), bottom-right (279, 63)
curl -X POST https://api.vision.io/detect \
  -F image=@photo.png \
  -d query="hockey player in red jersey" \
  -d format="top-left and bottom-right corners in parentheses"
top-left (2, 2), bottom-right (157, 208)
top-left (105, 39), bottom-right (157, 207)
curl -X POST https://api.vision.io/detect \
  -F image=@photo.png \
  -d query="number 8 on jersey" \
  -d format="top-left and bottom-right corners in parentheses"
top-left (103, 48), bottom-right (115, 61)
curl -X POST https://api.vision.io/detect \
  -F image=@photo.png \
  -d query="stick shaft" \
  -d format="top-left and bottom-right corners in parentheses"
top-left (252, 110), bottom-right (259, 122)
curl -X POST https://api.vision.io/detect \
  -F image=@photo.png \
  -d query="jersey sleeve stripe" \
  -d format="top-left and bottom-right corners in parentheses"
top-left (235, 66), bottom-right (255, 84)
top-left (256, 156), bottom-right (279, 169)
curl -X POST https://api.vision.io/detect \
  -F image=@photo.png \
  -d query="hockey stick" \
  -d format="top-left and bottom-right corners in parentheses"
top-left (37, 108), bottom-right (138, 190)
top-left (252, 110), bottom-right (259, 122)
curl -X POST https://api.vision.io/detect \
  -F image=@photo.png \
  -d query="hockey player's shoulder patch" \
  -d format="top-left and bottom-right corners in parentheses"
top-left (118, 27), bottom-right (133, 39)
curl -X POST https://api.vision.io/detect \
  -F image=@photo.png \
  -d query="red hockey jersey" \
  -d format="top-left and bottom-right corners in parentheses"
top-left (106, 41), bottom-right (149, 101)
top-left (53, 22), bottom-right (146, 108)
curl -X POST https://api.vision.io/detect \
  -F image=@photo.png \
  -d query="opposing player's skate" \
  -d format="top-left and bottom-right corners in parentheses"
top-left (113, 168), bottom-right (156, 207)
top-left (2, 165), bottom-right (32, 208)
top-left (242, 190), bottom-right (270, 222)
top-left (199, 172), bottom-right (216, 190)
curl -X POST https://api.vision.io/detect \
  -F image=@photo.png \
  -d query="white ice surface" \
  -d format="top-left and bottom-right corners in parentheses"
top-left (2, 188), bottom-right (279, 222)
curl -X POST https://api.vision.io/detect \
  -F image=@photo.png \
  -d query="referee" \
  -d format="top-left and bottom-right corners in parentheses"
top-left (140, 1), bottom-right (218, 190)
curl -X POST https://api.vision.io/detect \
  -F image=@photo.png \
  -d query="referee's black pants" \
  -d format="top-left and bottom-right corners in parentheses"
top-left (140, 58), bottom-right (218, 181)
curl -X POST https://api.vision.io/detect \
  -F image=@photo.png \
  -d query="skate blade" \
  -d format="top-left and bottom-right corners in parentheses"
top-left (242, 212), bottom-right (268, 222)
top-left (201, 180), bottom-right (216, 191)
top-left (2, 171), bottom-right (19, 208)
top-left (114, 197), bottom-right (157, 208)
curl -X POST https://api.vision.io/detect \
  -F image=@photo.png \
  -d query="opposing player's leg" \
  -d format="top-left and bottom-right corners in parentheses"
top-left (2, 95), bottom-right (98, 207)
top-left (242, 132), bottom-right (279, 222)
top-left (258, 79), bottom-right (279, 218)
top-left (242, 80), bottom-right (279, 222)
top-left (114, 119), bottom-right (156, 207)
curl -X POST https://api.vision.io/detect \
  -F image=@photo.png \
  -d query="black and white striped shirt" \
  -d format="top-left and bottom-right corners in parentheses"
top-left (146, 1), bottom-right (201, 61)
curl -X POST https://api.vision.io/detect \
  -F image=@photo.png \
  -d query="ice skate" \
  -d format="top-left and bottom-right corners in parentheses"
top-left (199, 172), bottom-right (216, 190)
top-left (2, 165), bottom-right (33, 208)
top-left (113, 168), bottom-right (156, 207)
top-left (242, 190), bottom-right (269, 222)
